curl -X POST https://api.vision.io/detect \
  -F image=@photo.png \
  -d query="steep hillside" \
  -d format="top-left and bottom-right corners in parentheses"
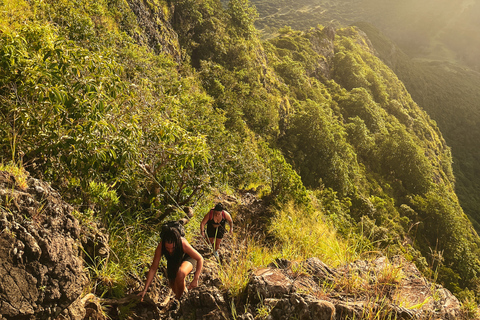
top-left (354, 21), bottom-right (480, 232)
top-left (1, 0), bottom-right (480, 317)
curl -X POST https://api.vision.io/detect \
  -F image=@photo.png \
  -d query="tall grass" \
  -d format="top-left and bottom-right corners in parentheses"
top-left (218, 234), bottom-right (279, 297)
top-left (217, 201), bottom-right (370, 297)
top-left (268, 202), bottom-right (361, 266)
top-left (82, 212), bottom-right (164, 298)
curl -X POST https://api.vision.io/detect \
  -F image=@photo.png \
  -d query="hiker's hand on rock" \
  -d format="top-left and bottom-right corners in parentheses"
top-left (188, 279), bottom-right (198, 289)
top-left (137, 290), bottom-right (146, 302)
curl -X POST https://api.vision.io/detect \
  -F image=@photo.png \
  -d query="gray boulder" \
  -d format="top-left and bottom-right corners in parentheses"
top-left (0, 171), bottom-right (88, 319)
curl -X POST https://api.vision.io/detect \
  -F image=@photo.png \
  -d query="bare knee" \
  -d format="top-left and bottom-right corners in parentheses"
top-left (176, 269), bottom-right (187, 282)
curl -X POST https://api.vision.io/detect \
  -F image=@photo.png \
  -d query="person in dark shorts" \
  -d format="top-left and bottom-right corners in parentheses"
top-left (200, 203), bottom-right (233, 258)
top-left (138, 225), bottom-right (203, 305)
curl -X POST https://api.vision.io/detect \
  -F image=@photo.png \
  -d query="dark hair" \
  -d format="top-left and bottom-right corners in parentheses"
top-left (214, 203), bottom-right (224, 211)
top-left (161, 226), bottom-right (184, 280)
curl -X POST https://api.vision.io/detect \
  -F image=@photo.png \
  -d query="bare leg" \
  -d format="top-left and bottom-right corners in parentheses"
top-left (170, 261), bottom-right (193, 300)
top-left (207, 237), bottom-right (214, 244)
top-left (214, 238), bottom-right (222, 251)
top-left (208, 237), bottom-right (215, 249)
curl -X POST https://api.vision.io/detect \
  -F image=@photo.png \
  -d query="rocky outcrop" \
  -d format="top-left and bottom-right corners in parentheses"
top-left (125, 0), bottom-right (181, 62)
top-left (309, 25), bottom-right (380, 82)
top-left (242, 256), bottom-right (463, 320)
top-left (0, 170), bottom-right (107, 320)
top-left (309, 25), bottom-right (336, 80)
top-left (0, 170), bottom-right (86, 319)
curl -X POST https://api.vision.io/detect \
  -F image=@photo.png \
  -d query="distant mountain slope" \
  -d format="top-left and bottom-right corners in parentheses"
top-left (354, 21), bottom-right (480, 231)
top-left (249, 0), bottom-right (480, 71)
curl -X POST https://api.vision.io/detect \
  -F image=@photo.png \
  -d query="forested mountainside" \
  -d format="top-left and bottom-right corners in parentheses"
top-left (353, 21), bottom-right (480, 232)
top-left (249, 0), bottom-right (480, 235)
top-left (1, 0), bottom-right (480, 317)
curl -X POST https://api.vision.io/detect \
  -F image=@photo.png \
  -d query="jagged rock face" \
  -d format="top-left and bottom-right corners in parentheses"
top-left (309, 26), bottom-right (336, 80)
top-left (0, 171), bottom-right (88, 319)
top-left (125, 0), bottom-right (181, 62)
top-left (247, 268), bottom-right (336, 320)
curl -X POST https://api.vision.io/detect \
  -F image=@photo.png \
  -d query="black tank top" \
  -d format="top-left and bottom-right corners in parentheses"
top-left (207, 210), bottom-right (226, 229)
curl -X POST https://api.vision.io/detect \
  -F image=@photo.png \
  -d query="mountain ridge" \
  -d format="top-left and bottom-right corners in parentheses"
top-left (1, 0), bottom-right (480, 318)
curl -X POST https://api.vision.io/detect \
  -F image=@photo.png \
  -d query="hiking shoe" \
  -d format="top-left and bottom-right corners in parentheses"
top-left (213, 251), bottom-right (220, 261)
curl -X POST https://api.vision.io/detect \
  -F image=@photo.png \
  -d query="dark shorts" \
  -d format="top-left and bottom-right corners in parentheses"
top-left (182, 254), bottom-right (196, 271)
top-left (206, 224), bottom-right (226, 239)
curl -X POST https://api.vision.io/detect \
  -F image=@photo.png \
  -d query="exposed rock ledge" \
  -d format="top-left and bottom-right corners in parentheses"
top-left (242, 256), bottom-right (462, 320)
top-left (0, 170), bottom-right (107, 320)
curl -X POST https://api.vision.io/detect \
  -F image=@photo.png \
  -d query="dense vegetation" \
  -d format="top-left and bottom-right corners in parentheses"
top-left (249, 0), bottom-right (480, 240)
top-left (354, 21), bottom-right (480, 234)
top-left (1, 0), bottom-right (480, 310)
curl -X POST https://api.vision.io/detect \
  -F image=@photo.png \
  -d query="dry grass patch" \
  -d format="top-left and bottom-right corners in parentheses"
top-left (218, 234), bottom-right (278, 297)
top-left (0, 162), bottom-right (28, 191)
top-left (268, 202), bottom-right (359, 266)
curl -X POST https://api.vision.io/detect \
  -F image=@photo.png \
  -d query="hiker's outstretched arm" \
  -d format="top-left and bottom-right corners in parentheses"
top-left (183, 239), bottom-right (203, 289)
top-left (200, 212), bottom-right (209, 237)
top-left (138, 242), bottom-right (163, 301)
top-left (225, 211), bottom-right (234, 234)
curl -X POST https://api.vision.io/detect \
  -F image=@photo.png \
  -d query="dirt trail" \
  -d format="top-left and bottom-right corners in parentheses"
top-left (192, 190), bottom-right (270, 264)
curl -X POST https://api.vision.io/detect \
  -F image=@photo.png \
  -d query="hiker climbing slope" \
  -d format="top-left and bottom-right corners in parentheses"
top-left (138, 223), bottom-right (203, 309)
top-left (200, 203), bottom-right (233, 258)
